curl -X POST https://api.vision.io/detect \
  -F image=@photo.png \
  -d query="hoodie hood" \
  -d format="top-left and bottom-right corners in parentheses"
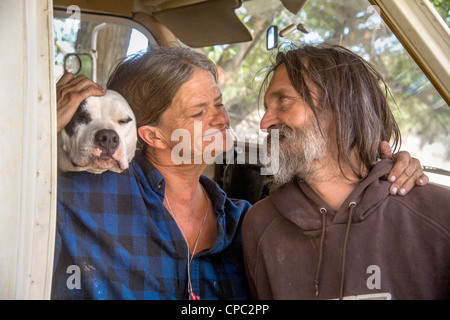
top-left (267, 159), bottom-right (394, 299)
top-left (268, 159), bottom-right (394, 235)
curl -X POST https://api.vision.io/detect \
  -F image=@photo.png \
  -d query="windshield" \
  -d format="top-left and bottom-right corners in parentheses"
top-left (53, 12), bottom-right (151, 88)
top-left (200, 0), bottom-right (450, 186)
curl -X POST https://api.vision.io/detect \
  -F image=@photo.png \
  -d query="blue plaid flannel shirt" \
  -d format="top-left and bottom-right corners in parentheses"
top-left (51, 154), bottom-right (251, 300)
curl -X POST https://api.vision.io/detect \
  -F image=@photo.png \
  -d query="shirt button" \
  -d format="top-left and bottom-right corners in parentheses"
top-left (158, 183), bottom-right (163, 189)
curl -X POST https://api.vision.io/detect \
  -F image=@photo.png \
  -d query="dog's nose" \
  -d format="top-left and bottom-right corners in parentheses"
top-left (95, 129), bottom-right (120, 155)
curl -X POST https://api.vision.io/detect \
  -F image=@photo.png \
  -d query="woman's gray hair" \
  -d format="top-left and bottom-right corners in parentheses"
top-left (107, 46), bottom-right (217, 131)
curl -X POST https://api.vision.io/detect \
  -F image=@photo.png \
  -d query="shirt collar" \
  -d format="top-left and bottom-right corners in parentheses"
top-left (130, 154), bottom-right (244, 255)
top-left (132, 154), bottom-right (166, 198)
top-left (131, 154), bottom-right (227, 212)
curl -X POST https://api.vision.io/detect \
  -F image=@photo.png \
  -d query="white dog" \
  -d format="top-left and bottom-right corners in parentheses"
top-left (58, 90), bottom-right (137, 174)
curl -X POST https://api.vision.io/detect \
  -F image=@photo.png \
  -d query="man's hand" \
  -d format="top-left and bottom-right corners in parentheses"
top-left (379, 141), bottom-right (429, 196)
top-left (56, 73), bottom-right (105, 133)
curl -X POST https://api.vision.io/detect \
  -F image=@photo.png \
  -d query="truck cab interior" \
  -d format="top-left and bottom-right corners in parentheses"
top-left (52, 0), bottom-right (450, 202)
top-left (0, 0), bottom-right (448, 299)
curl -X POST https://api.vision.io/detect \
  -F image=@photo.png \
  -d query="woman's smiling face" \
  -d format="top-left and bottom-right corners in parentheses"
top-left (158, 67), bottom-right (233, 163)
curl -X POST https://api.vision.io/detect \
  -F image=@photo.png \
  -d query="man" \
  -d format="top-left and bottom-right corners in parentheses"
top-left (242, 43), bottom-right (449, 300)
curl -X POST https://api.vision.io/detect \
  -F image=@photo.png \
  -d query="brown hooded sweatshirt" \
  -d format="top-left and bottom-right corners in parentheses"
top-left (242, 160), bottom-right (450, 300)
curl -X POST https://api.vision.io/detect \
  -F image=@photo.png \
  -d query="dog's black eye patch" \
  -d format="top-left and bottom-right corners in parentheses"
top-left (118, 117), bottom-right (132, 125)
top-left (64, 100), bottom-right (92, 137)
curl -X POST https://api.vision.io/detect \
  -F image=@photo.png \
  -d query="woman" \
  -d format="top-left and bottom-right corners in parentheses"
top-left (53, 47), bottom-right (250, 300)
top-left (52, 46), bottom-right (427, 300)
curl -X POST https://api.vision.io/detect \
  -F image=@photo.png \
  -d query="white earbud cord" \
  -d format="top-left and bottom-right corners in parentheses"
top-left (165, 186), bottom-right (210, 300)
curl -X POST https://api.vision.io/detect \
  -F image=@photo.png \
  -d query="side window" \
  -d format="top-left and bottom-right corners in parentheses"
top-left (53, 11), bottom-right (153, 88)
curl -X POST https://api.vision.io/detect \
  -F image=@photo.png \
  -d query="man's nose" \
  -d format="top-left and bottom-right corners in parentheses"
top-left (260, 110), bottom-right (278, 130)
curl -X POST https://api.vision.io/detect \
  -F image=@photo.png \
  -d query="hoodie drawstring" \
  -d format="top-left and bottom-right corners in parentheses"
top-left (314, 207), bottom-right (327, 298)
top-left (314, 202), bottom-right (357, 299)
top-left (339, 202), bottom-right (356, 300)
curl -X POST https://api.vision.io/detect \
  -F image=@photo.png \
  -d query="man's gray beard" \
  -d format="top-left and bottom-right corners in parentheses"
top-left (265, 121), bottom-right (328, 187)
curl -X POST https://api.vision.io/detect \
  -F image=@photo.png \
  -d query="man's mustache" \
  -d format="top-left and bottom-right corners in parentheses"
top-left (267, 124), bottom-right (294, 142)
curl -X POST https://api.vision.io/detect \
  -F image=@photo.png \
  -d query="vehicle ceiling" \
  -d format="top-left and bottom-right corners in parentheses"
top-left (52, 0), bottom-right (308, 47)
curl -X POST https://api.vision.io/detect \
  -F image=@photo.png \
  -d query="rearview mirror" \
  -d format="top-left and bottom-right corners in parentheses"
top-left (64, 52), bottom-right (95, 80)
top-left (266, 26), bottom-right (278, 50)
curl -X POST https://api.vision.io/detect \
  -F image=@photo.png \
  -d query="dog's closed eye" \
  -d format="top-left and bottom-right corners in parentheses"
top-left (65, 100), bottom-right (92, 137)
top-left (118, 117), bottom-right (133, 125)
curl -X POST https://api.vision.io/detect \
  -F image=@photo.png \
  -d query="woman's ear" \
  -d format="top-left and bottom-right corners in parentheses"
top-left (138, 125), bottom-right (168, 150)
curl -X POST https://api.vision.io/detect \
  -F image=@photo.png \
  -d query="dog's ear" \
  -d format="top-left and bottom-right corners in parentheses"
top-left (138, 125), bottom-right (169, 150)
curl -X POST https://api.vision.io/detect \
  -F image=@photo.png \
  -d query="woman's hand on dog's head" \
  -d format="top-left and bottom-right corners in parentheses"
top-left (56, 73), bottom-right (106, 133)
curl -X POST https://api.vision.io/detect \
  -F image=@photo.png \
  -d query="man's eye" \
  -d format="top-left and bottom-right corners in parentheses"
top-left (279, 96), bottom-right (295, 109)
top-left (216, 103), bottom-right (225, 108)
top-left (119, 117), bottom-right (132, 125)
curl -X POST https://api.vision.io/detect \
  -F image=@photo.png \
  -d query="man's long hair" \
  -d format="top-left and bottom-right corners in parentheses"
top-left (260, 43), bottom-right (401, 179)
